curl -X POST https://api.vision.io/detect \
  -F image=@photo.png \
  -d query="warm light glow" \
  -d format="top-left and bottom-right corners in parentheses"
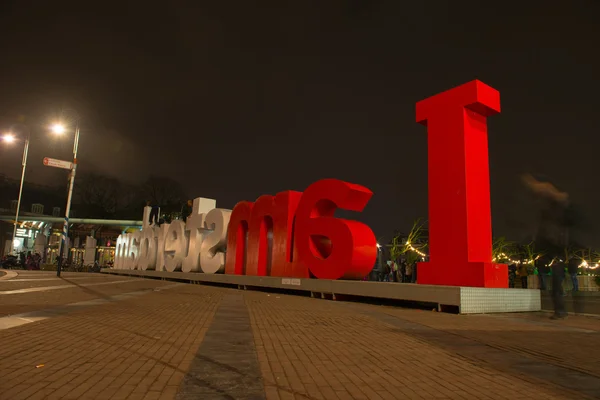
top-left (2, 133), bottom-right (15, 143)
top-left (51, 123), bottom-right (66, 134)
top-left (376, 243), bottom-right (381, 248)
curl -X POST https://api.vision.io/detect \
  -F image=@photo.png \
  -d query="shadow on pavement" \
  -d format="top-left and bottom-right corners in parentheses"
top-left (343, 303), bottom-right (600, 399)
top-left (59, 276), bottom-right (126, 301)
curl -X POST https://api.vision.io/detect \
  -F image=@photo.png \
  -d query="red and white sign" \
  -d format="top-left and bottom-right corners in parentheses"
top-left (43, 157), bottom-right (72, 170)
top-left (113, 79), bottom-right (506, 288)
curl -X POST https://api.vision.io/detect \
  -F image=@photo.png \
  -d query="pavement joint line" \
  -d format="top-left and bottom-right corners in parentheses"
top-left (3, 276), bottom-right (116, 282)
top-left (0, 269), bottom-right (18, 280)
top-left (0, 283), bottom-right (181, 331)
top-left (0, 278), bottom-right (144, 295)
top-left (476, 313), bottom-right (597, 333)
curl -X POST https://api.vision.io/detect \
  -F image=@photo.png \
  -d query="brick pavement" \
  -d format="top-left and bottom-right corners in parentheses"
top-left (0, 272), bottom-right (164, 316)
top-left (245, 292), bottom-right (599, 400)
top-left (355, 303), bottom-right (600, 378)
top-left (0, 275), bottom-right (222, 400)
top-left (0, 271), bottom-right (598, 399)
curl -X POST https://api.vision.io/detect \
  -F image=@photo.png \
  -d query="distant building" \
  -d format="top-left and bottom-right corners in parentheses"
top-left (0, 179), bottom-right (136, 265)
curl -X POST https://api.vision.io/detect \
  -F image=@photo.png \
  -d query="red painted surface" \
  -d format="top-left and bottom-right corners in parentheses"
top-left (416, 80), bottom-right (507, 288)
top-left (250, 191), bottom-right (302, 277)
top-left (224, 201), bottom-right (252, 275)
top-left (294, 179), bottom-right (377, 280)
top-left (225, 191), bottom-right (302, 277)
top-left (224, 179), bottom-right (377, 280)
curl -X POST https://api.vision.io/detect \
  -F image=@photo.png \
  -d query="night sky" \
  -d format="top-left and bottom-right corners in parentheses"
top-left (0, 1), bottom-right (598, 247)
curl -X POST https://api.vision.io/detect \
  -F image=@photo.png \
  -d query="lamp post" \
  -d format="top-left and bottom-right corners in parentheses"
top-left (375, 243), bottom-right (383, 281)
top-left (1, 125), bottom-right (31, 255)
top-left (51, 112), bottom-right (80, 277)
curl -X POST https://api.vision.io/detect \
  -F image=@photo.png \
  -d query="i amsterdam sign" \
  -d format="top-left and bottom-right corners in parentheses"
top-left (115, 178), bottom-right (376, 280)
top-left (115, 80), bottom-right (510, 288)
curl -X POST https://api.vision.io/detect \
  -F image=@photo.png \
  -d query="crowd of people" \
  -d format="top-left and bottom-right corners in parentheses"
top-left (508, 256), bottom-right (581, 292)
top-left (0, 251), bottom-right (42, 270)
top-left (508, 255), bottom-right (583, 319)
top-left (147, 199), bottom-right (193, 226)
top-left (367, 252), bottom-right (583, 320)
top-left (369, 259), bottom-right (418, 283)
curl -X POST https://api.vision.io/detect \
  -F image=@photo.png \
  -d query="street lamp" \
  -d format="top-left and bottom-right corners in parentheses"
top-left (50, 111), bottom-right (80, 277)
top-left (50, 124), bottom-right (66, 135)
top-left (375, 243), bottom-right (383, 281)
top-left (1, 126), bottom-right (30, 255)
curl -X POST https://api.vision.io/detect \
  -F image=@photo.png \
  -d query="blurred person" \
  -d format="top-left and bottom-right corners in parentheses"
top-left (405, 261), bottom-right (413, 283)
top-left (33, 253), bottom-right (41, 270)
top-left (550, 260), bottom-right (567, 319)
top-left (567, 258), bottom-right (579, 292)
top-left (147, 200), bottom-right (160, 226)
top-left (399, 261), bottom-right (406, 283)
top-left (566, 258), bottom-right (584, 315)
top-left (392, 261), bottom-right (399, 282)
top-left (383, 261), bottom-right (391, 282)
top-left (517, 263), bottom-right (529, 288)
top-left (508, 264), bottom-right (517, 288)
top-left (538, 258), bottom-right (550, 291)
top-left (412, 262), bottom-right (417, 283)
top-left (182, 199), bottom-right (193, 222)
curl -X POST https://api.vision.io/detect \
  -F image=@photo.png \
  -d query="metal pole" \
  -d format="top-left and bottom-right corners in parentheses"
top-left (57, 121), bottom-right (79, 277)
top-left (377, 246), bottom-right (383, 281)
top-left (11, 133), bottom-right (29, 254)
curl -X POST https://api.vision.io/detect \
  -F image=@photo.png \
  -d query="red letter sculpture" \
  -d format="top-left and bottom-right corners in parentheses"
top-left (416, 80), bottom-right (507, 288)
top-left (224, 201), bottom-right (253, 275)
top-left (294, 179), bottom-right (377, 280)
top-left (225, 191), bottom-right (302, 277)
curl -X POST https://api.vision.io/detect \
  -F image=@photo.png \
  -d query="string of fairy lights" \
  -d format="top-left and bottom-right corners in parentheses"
top-left (406, 241), bottom-right (427, 258)
top-left (397, 247), bottom-right (600, 270)
top-left (492, 253), bottom-right (600, 269)
top-left (492, 252), bottom-right (538, 265)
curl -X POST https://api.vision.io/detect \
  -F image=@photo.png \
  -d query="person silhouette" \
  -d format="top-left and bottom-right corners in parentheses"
top-left (550, 260), bottom-right (567, 319)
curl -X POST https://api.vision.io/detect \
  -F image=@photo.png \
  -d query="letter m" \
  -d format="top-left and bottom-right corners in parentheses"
top-left (224, 191), bottom-right (302, 277)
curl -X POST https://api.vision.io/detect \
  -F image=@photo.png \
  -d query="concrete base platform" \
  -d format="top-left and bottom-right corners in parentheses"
top-left (100, 269), bottom-right (541, 314)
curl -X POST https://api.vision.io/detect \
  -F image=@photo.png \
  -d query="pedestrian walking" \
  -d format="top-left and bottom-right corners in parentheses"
top-left (550, 260), bottom-right (567, 319)
top-left (567, 258), bottom-right (579, 292)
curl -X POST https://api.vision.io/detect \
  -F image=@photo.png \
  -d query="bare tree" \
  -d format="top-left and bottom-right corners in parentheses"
top-left (142, 176), bottom-right (187, 207)
top-left (75, 173), bottom-right (120, 218)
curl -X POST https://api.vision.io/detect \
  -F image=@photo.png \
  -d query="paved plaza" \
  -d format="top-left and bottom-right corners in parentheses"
top-left (0, 270), bottom-right (598, 400)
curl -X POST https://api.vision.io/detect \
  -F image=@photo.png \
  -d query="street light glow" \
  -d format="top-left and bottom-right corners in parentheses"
top-left (2, 133), bottom-right (15, 143)
top-left (51, 123), bottom-right (66, 134)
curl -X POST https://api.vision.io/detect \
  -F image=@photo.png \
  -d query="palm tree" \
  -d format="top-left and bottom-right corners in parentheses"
top-left (390, 219), bottom-right (428, 265)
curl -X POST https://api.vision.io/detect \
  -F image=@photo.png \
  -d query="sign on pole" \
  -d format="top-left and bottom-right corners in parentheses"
top-left (43, 157), bottom-right (73, 170)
